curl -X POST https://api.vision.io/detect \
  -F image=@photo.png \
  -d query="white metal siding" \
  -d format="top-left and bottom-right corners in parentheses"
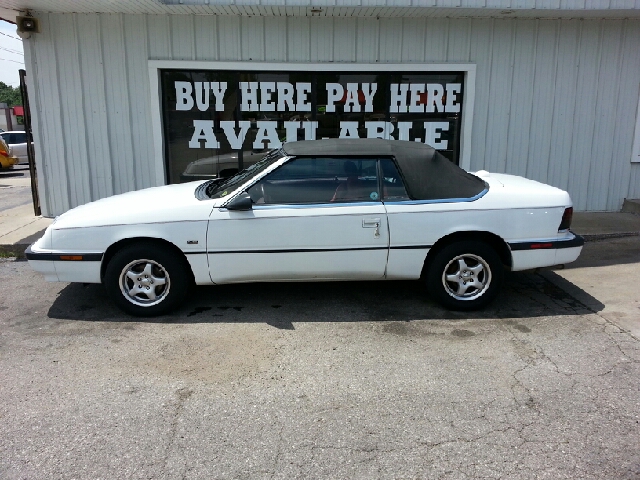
top-left (25, 13), bottom-right (640, 215)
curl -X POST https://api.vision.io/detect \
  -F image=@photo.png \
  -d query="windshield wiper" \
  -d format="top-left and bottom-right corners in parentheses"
top-left (205, 148), bottom-right (284, 198)
top-left (205, 178), bottom-right (226, 197)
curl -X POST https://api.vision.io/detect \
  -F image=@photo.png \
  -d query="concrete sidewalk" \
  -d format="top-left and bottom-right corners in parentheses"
top-left (0, 203), bottom-right (53, 243)
top-left (1, 203), bottom-right (638, 257)
top-left (571, 211), bottom-right (640, 239)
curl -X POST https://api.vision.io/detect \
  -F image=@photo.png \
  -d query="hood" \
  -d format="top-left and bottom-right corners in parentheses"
top-left (53, 181), bottom-right (216, 229)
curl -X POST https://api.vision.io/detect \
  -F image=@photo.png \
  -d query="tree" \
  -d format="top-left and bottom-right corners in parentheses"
top-left (0, 81), bottom-right (23, 107)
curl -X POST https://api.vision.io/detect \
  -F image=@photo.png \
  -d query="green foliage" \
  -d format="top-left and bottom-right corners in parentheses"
top-left (0, 246), bottom-right (26, 259)
top-left (0, 81), bottom-right (23, 107)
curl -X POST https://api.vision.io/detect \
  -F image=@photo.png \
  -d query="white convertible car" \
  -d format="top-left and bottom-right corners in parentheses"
top-left (27, 139), bottom-right (583, 316)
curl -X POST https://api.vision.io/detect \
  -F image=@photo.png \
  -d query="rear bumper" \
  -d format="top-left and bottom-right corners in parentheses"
top-left (509, 234), bottom-right (584, 252)
top-left (509, 233), bottom-right (584, 271)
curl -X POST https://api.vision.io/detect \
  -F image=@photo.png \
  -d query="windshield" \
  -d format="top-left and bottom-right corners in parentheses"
top-left (206, 148), bottom-right (285, 199)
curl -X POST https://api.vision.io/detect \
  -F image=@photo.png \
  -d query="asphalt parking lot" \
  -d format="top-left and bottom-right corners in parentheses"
top-left (1, 235), bottom-right (639, 479)
top-left (0, 165), bottom-right (32, 211)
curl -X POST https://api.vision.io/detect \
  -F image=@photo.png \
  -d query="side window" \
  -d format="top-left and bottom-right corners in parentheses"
top-left (15, 133), bottom-right (27, 144)
top-left (380, 159), bottom-right (410, 201)
top-left (247, 157), bottom-right (380, 205)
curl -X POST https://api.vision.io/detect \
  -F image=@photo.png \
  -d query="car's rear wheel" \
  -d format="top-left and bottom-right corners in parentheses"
top-left (104, 243), bottom-right (190, 316)
top-left (426, 241), bottom-right (503, 310)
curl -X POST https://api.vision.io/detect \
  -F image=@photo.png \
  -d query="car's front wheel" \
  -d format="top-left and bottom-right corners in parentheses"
top-left (426, 241), bottom-right (503, 310)
top-left (104, 243), bottom-right (191, 316)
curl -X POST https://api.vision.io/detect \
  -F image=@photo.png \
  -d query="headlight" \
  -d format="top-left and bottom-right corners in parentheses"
top-left (33, 224), bottom-right (54, 250)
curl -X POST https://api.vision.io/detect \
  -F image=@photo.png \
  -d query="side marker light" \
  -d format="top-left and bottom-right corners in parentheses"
top-left (60, 255), bottom-right (83, 261)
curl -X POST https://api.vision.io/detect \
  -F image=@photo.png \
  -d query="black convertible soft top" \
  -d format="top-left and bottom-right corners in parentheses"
top-left (281, 139), bottom-right (486, 201)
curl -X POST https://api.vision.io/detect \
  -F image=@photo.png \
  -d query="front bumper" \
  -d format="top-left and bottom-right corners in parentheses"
top-left (25, 244), bottom-right (103, 283)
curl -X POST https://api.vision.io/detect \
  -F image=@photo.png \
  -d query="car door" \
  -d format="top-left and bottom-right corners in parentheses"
top-left (206, 157), bottom-right (389, 283)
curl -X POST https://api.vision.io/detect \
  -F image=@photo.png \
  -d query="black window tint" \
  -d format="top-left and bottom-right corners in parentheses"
top-left (247, 157), bottom-right (380, 205)
top-left (380, 158), bottom-right (410, 201)
top-left (15, 133), bottom-right (26, 143)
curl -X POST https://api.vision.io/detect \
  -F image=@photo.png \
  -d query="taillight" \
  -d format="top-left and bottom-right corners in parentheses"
top-left (559, 207), bottom-right (573, 231)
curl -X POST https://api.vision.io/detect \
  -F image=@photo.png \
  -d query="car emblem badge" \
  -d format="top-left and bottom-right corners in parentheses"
top-left (187, 240), bottom-right (198, 244)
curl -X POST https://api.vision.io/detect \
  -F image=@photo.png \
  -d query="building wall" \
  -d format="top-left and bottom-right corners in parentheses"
top-left (0, 106), bottom-right (23, 132)
top-left (24, 13), bottom-right (640, 215)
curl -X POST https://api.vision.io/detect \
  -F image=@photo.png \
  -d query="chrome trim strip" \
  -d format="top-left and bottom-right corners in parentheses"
top-left (244, 189), bottom-right (489, 209)
top-left (206, 246), bottom-right (388, 254)
top-left (390, 245), bottom-right (432, 250)
top-left (204, 245), bottom-right (433, 255)
top-left (382, 188), bottom-right (489, 205)
top-left (252, 201), bottom-right (383, 210)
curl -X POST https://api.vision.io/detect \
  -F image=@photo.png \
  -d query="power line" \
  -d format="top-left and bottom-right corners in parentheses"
top-left (0, 46), bottom-right (23, 55)
top-left (0, 57), bottom-right (24, 64)
top-left (0, 30), bottom-right (21, 41)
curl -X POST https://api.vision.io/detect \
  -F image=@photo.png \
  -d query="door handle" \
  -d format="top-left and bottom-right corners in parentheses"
top-left (362, 218), bottom-right (380, 228)
top-left (362, 218), bottom-right (381, 238)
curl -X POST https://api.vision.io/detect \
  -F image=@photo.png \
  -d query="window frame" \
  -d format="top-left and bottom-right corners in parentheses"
top-left (247, 156), bottom-right (379, 207)
top-left (378, 157), bottom-right (411, 203)
top-left (245, 155), bottom-right (410, 207)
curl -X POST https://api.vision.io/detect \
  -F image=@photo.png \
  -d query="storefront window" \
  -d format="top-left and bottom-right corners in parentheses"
top-left (160, 69), bottom-right (464, 184)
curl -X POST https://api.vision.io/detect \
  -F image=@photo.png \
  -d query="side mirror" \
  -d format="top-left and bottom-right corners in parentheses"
top-left (226, 192), bottom-right (253, 211)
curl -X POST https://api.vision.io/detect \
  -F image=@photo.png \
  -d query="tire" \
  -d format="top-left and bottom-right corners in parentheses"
top-left (104, 243), bottom-right (191, 317)
top-left (426, 241), bottom-right (503, 311)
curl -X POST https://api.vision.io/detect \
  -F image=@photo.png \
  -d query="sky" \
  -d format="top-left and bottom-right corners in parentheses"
top-left (0, 19), bottom-right (24, 87)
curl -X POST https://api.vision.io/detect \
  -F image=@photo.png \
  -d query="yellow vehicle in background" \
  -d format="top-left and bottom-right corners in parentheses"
top-left (0, 136), bottom-right (18, 170)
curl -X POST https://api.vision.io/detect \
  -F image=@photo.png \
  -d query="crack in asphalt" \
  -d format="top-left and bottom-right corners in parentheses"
top-left (162, 387), bottom-right (194, 478)
top-left (269, 421), bottom-right (286, 479)
top-left (601, 325), bottom-right (640, 363)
